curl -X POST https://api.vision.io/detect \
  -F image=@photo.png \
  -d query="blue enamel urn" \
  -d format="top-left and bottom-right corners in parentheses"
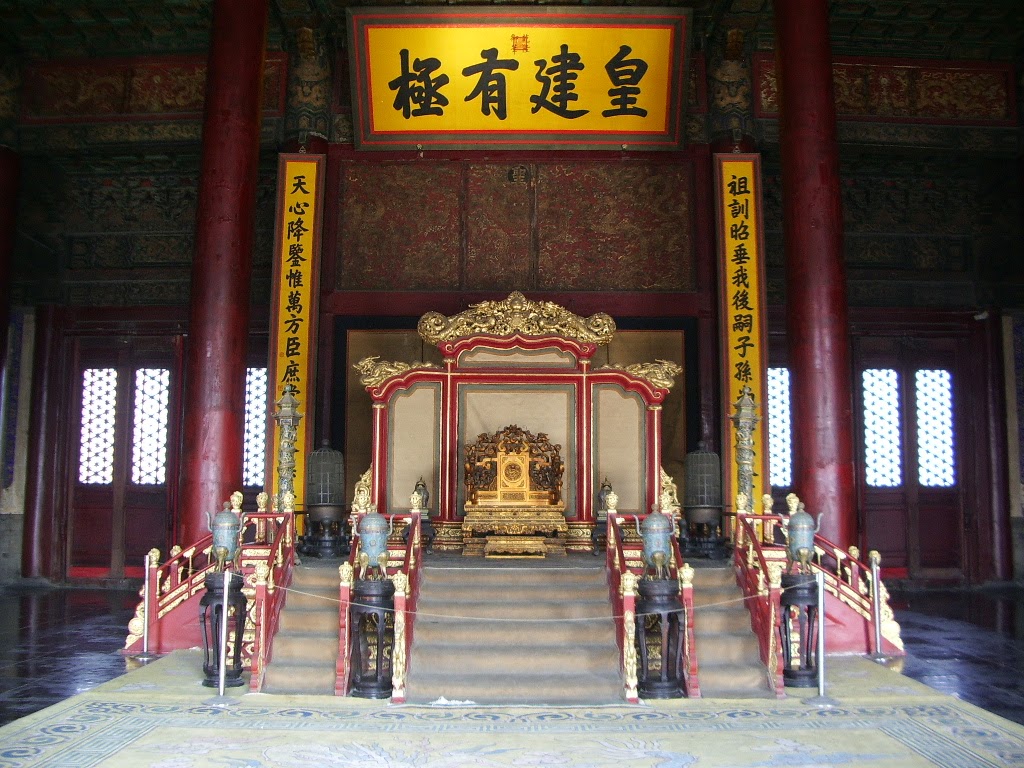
top-left (357, 509), bottom-right (390, 565)
top-left (206, 501), bottom-right (241, 566)
top-left (641, 509), bottom-right (674, 578)
top-left (786, 501), bottom-right (822, 565)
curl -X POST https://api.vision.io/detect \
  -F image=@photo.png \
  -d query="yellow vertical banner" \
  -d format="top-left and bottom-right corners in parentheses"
top-left (715, 154), bottom-right (769, 516)
top-left (268, 154), bottom-right (325, 522)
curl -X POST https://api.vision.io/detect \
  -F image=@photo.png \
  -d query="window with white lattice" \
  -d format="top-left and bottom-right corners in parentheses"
top-left (767, 367), bottom-right (792, 488)
top-left (78, 368), bottom-right (118, 484)
top-left (862, 368), bottom-right (903, 487)
top-left (243, 367), bottom-right (269, 487)
top-left (131, 368), bottom-right (170, 485)
top-left (915, 369), bottom-right (955, 487)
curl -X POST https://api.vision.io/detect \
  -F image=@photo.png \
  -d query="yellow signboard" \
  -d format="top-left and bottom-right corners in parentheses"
top-left (268, 155), bottom-right (325, 516)
top-left (715, 154), bottom-right (769, 514)
top-left (348, 7), bottom-right (690, 149)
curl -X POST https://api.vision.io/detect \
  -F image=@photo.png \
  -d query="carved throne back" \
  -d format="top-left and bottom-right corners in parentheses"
top-left (464, 425), bottom-right (563, 509)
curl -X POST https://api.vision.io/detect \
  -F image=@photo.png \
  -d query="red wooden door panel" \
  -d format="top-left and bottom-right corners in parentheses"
top-left (68, 339), bottom-right (180, 580)
top-left (854, 335), bottom-right (966, 581)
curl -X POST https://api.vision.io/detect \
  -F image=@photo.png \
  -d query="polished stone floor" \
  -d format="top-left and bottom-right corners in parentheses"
top-left (0, 580), bottom-right (1022, 729)
top-left (888, 585), bottom-right (1024, 726)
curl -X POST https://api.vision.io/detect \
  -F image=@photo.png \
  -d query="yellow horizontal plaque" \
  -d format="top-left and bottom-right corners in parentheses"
top-left (348, 7), bottom-right (690, 150)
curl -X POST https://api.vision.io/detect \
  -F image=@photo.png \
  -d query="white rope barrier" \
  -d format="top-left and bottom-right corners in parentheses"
top-left (280, 581), bottom-right (812, 625)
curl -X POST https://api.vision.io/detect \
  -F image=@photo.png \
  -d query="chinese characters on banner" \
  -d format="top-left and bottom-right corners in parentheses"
top-left (268, 155), bottom-right (324, 519)
top-left (347, 7), bottom-right (690, 149)
top-left (715, 154), bottom-right (769, 515)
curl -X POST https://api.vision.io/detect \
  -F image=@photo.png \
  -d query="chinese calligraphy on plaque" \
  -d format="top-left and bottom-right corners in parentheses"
top-left (716, 155), bottom-right (768, 511)
top-left (348, 7), bottom-right (690, 149)
top-left (269, 155), bottom-right (324, 512)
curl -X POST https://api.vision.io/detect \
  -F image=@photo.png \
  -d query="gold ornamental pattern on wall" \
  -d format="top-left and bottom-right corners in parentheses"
top-left (417, 291), bottom-right (616, 346)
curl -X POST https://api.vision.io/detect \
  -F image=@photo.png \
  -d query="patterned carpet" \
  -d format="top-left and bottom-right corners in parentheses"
top-left (2, 651), bottom-right (1023, 768)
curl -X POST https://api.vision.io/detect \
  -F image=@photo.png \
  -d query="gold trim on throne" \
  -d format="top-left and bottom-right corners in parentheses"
top-left (462, 424), bottom-right (567, 557)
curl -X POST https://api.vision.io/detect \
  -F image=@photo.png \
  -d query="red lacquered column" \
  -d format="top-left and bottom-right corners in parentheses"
top-left (0, 147), bottom-right (18, 371)
top-left (21, 306), bottom-right (57, 580)
top-left (179, 0), bottom-right (269, 546)
top-left (774, 0), bottom-right (857, 548)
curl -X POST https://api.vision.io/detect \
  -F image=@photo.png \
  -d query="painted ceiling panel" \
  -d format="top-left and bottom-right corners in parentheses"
top-left (0, 1), bottom-right (1019, 62)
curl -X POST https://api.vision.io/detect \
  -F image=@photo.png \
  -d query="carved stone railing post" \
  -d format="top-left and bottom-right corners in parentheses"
top-left (145, 547), bottom-right (160, 651)
top-left (620, 570), bottom-right (640, 703)
top-left (249, 561), bottom-right (270, 692)
top-left (336, 562), bottom-right (354, 696)
top-left (767, 560), bottom-right (785, 697)
top-left (391, 571), bottom-right (410, 703)
top-left (679, 562), bottom-right (700, 697)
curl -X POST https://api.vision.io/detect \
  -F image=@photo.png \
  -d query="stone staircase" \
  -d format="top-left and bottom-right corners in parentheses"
top-left (257, 558), bottom-right (772, 701)
top-left (690, 564), bottom-right (774, 698)
top-left (407, 561), bottom-right (623, 705)
top-left (261, 560), bottom-right (340, 695)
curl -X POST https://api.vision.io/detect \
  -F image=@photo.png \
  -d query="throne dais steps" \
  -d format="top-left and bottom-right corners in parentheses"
top-left (261, 560), bottom-right (340, 695)
top-left (690, 563), bottom-right (775, 698)
top-left (407, 559), bottom-right (622, 705)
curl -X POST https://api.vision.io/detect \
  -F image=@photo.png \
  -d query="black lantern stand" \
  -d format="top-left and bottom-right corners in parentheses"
top-left (636, 577), bottom-right (684, 698)
top-left (199, 570), bottom-right (248, 687)
top-left (681, 447), bottom-right (727, 559)
top-left (304, 504), bottom-right (350, 558)
top-left (302, 442), bottom-right (349, 558)
top-left (780, 572), bottom-right (818, 687)
top-left (349, 577), bottom-right (395, 699)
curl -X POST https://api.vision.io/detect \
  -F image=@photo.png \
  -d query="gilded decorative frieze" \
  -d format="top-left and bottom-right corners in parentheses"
top-left (755, 53), bottom-right (1014, 125)
top-left (65, 280), bottom-right (191, 306)
top-left (598, 360), bottom-right (682, 391)
top-left (21, 53), bottom-right (287, 123)
top-left (0, 61), bottom-right (19, 123)
top-left (418, 291), bottom-right (616, 346)
top-left (353, 356), bottom-right (440, 388)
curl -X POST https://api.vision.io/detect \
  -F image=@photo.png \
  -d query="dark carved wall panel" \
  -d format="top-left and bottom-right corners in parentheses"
top-left (465, 164), bottom-right (533, 292)
top-left (334, 157), bottom-right (696, 295)
top-left (337, 163), bottom-right (462, 291)
top-left (12, 157), bottom-right (278, 307)
top-left (537, 162), bottom-right (694, 292)
top-left (761, 152), bottom-right (1021, 309)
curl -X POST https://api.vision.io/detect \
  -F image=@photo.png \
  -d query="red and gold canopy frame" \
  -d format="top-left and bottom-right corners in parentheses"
top-left (354, 292), bottom-right (682, 551)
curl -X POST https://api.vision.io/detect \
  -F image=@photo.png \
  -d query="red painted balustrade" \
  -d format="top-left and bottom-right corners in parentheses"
top-left (733, 515), bottom-right (787, 698)
top-left (733, 510), bottom-right (905, 660)
top-left (336, 512), bottom-right (423, 701)
top-left (123, 500), bottom-right (296, 693)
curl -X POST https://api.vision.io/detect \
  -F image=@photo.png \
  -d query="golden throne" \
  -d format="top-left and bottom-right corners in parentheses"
top-left (462, 424), bottom-right (568, 557)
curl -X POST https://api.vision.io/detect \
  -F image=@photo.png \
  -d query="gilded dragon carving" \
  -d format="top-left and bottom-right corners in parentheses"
top-left (417, 291), bottom-right (616, 346)
top-left (598, 359), bottom-right (682, 390)
top-left (353, 356), bottom-right (440, 388)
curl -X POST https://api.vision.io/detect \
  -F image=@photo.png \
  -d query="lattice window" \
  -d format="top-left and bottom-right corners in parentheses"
top-left (862, 368), bottom-right (902, 487)
top-left (243, 367), bottom-right (269, 487)
top-left (767, 367), bottom-right (792, 488)
top-left (131, 368), bottom-right (170, 485)
top-left (78, 368), bottom-right (118, 484)
top-left (915, 369), bottom-right (955, 487)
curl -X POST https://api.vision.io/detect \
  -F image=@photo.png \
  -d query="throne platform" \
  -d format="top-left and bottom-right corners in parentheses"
top-left (353, 292), bottom-right (683, 556)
